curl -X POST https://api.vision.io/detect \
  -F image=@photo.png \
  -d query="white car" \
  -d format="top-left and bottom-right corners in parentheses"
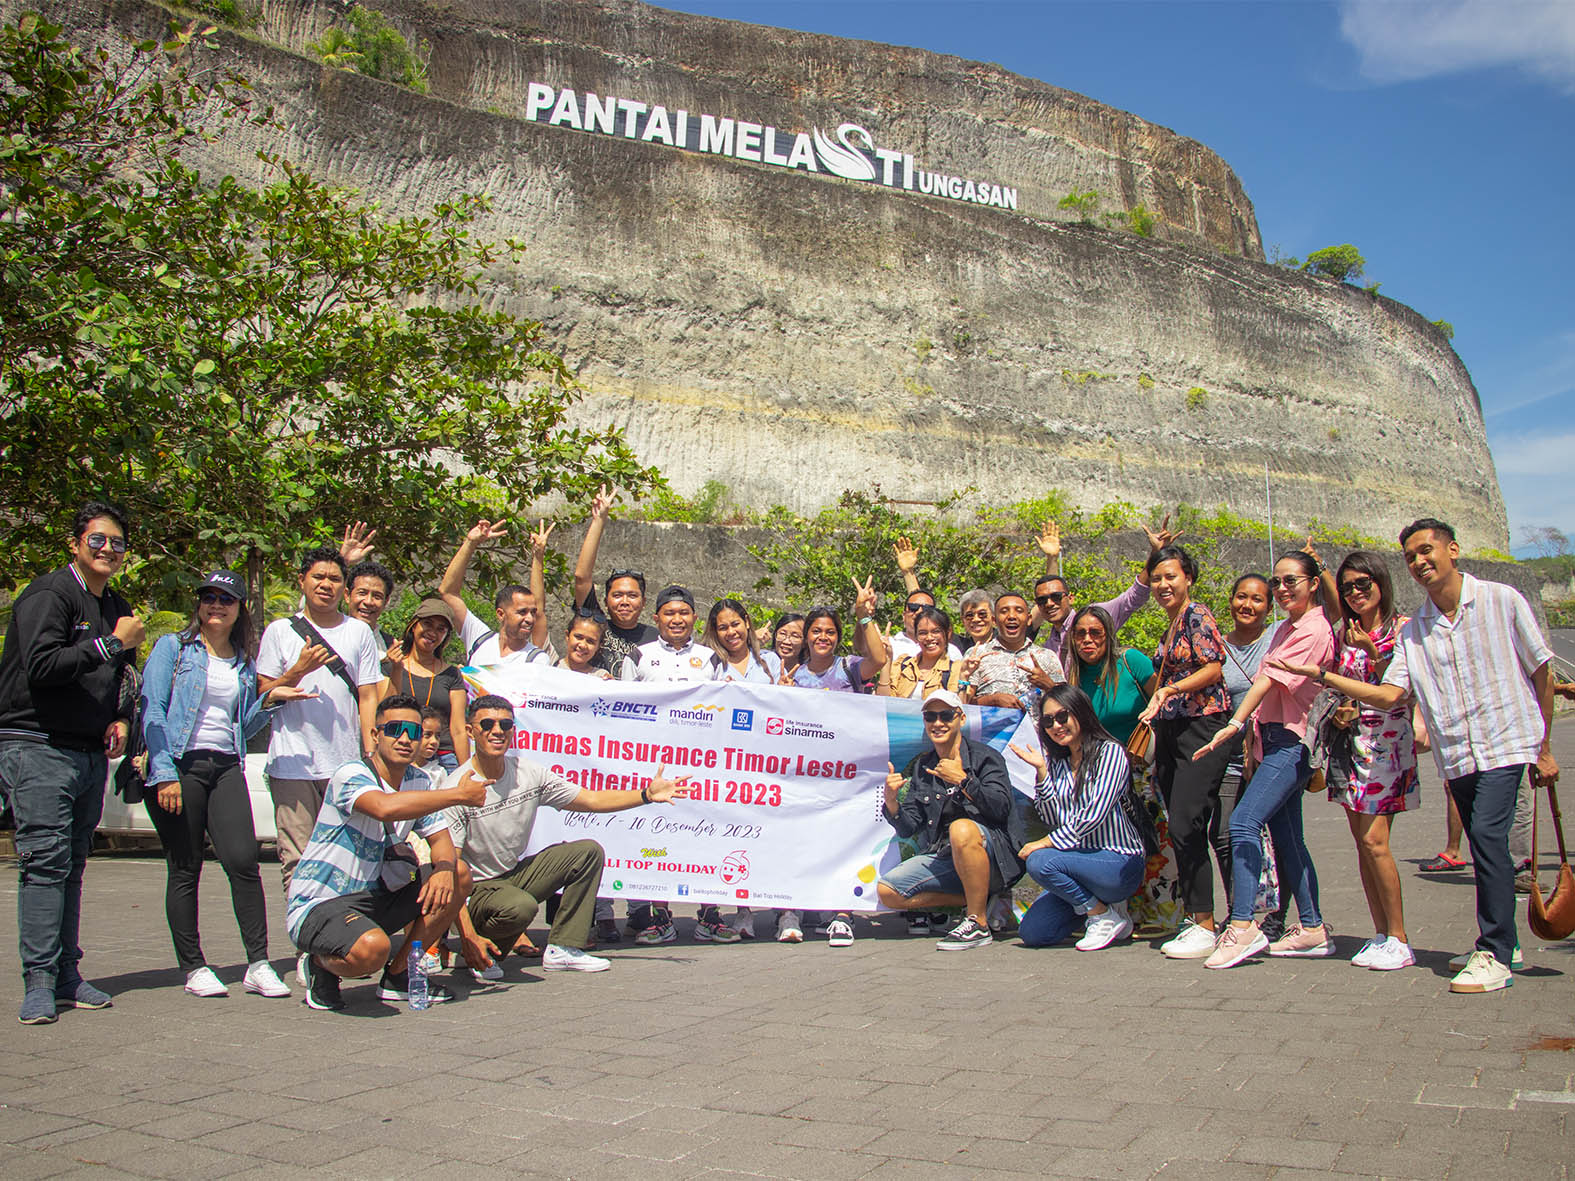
top-left (99, 754), bottom-right (277, 844)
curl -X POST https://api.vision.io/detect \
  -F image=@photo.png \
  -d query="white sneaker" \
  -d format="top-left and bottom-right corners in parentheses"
top-left (826, 917), bottom-right (855, 947)
top-left (294, 951), bottom-right (309, 985)
top-left (185, 966), bottom-right (228, 997)
top-left (1350, 937), bottom-right (1385, 968)
top-left (242, 960), bottom-right (290, 997)
top-left (732, 910), bottom-right (755, 940)
top-left (1076, 905), bottom-right (1133, 951)
top-left (1450, 943), bottom-right (1523, 970)
top-left (541, 944), bottom-right (610, 973)
top-left (777, 910), bottom-right (803, 943)
top-left (1449, 949), bottom-right (1512, 993)
top-left (1366, 939), bottom-right (1415, 971)
top-left (1161, 919), bottom-right (1218, 960)
top-left (470, 962), bottom-right (505, 982)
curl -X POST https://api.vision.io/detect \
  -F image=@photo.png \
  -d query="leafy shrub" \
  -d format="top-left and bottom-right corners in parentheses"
top-left (1186, 386), bottom-right (1208, 410)
top-left (642, 479), bottom-right (737, 525)
top-left (1431, 319), bottom-right (1456, 339)
top-left (1056, 188), bottom-right (1100, 223)
top-left (1302, 245), bottom-right (1365, 283)
top-left (309, 4), bottom-right (430, 93)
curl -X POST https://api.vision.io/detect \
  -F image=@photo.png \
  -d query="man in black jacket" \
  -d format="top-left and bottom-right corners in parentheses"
top-left (876, 689), bottom-right (1025, 951)
top-left (0, 502), bottom-right (143, 1024)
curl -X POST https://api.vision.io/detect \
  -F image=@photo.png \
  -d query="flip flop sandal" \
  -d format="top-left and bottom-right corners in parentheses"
top-left (1420, 853), bottom-right (1466, 872)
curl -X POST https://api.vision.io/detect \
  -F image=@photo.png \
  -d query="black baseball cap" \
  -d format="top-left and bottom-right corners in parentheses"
top-left (196, 570), bottom-right (246, 602)
top-left (654, 585), bottom-right (695, 610)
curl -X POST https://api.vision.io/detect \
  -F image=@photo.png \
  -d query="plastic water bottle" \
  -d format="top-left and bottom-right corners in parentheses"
top-left (408, 940), bottom-right (429, 1011)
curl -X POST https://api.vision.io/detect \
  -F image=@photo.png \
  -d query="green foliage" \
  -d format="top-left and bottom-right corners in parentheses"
top-left (1302, 244), bottom-right (1366, 283)
top-left (1548, 601), bottom-right (1575, 629)
top-left (1061, 369), bottom-right (1116, 387)
top-left (1105, 204), bottom-right (1156, 237)
top-left (1431, 318), bottom-right (1456, 339)
top-left (1468, 547), bottom-right (1517, 562)
top-left (641, 479), bottom-right (738, 525)
top-left (0, 16), bottom-right (659, 615)
top-left (185, 0), bottom-right (258, 27)
top-left (1056, 188), bottom-right (1100, 223)
top-left (1185, 386), bottom-right (1209, 411)
top-left (1328, 427), bottom-right (1341, 441)
top-left (1136, 373), bottom-right (1155, 390)
top-left (1267, 244), bottom-right (1300, 269)
top-left (913, 335), bottom-right (933, 363)
top-left (308, 4), bottom-right (429, 93)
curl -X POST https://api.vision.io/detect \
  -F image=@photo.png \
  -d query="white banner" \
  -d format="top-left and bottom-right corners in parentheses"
top-left (461, 663), bottom-right (1037, 913)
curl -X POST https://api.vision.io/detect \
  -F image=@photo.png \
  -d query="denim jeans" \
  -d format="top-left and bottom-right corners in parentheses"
top-left (1448, 764), bottom-right (1525, 967)
top-left (0, 740), bottom-right (106, 990)
top-left (1228, 724), bottom-right (1321, 927)
top-left (1019, 847), bottom-right (1146, 947)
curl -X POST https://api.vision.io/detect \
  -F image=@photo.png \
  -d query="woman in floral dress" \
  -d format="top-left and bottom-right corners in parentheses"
top-left (1322, 551), bottom-right (1418, 971)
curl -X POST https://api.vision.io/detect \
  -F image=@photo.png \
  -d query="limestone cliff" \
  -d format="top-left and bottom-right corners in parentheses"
top-left (36, 0), bottom-right (1512, 549)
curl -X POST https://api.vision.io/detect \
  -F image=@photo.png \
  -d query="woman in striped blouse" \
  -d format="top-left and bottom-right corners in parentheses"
top-left (1009, 684), bottom-right (1146, 951)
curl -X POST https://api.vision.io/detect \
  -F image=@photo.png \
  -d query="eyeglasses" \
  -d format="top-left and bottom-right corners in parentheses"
top-left (476, 717), bottom-right (516, 733)
top-left (1071, 627), bottom-right (1105, 640)
top-left (922, 708), bottom-right (958, 724)
top-left (1340, 576), bottom-right (1376, 597)
top-left (1267, 575), bottom-right (1307, 590)
top-left (1041, 708), bottom-right (1073, 728)
top-left (199, 591), bottom-right (239, 607)
top-left (379, 720), bottom-right (422, 741)
top-left (962, 609), bottom-right (992, 620)
top-left (85, 532), bottom-right (126, 554)
top-left (1035, 591), bottom-right (1068, 606)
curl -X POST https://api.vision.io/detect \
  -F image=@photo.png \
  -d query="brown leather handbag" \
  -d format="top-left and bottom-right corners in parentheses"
top-left (1527, 778), bottom-right (1575, 942)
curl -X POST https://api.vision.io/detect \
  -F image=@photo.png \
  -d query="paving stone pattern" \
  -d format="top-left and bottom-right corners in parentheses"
top-left (3, 723), bottom-right (1572, 1178)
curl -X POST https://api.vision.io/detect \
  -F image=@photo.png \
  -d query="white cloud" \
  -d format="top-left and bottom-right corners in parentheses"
top-left (1338, 0), bottom-right (1575, 91)
top-left (1490, 429), bottom-right (1575, 546)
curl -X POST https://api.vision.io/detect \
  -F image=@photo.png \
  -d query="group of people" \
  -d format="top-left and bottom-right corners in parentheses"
top-left (0, 496), bottom-right (1561, 1023)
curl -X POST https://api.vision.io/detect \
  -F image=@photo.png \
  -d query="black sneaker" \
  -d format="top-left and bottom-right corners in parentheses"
top-left (625, 904), bottom-right (653, 935)
top-left (301, 958), bottom-right (344, 1012)
top-left (936, 916), bottom-right (993, 951)
top-left (1259, 913), bottom-right (1287, 943)
top-left (376, 968), bottom-right (452, 1004)
top-left (596, 918), bottom-right (622, 944)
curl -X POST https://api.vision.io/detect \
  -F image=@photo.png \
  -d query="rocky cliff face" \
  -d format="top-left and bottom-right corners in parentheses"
top-left (40, 0), bottom-right (1511, 550)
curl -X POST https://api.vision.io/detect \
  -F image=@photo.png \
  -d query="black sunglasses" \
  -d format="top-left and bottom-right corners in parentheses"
top-left (379, 719), bottom-right (422, 741)
top-left (477, 717), bottom-right (516, 733)
top-left (922, 708), bottom-right (959, 723)
top-left (905, 600), bottom-right (932, 612)
top-left (1267, 575), bottom-right (1308, 590)
top-left (85, 532), bottom-right (127, 554)
top-left (1035, 591), bottom-right (1068, 605)
top-left (1041, 708), bottom-right (1073, 729)
top-left (199, 591), bottom-right (239, 607)
top-left (608, 568), bottom-right (645, 585)
top-left (1340, 576), bottom-right (1376, 596)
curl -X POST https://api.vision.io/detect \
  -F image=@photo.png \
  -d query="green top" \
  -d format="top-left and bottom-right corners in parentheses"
top-left (1076, 648), bottom-right (1156, 745)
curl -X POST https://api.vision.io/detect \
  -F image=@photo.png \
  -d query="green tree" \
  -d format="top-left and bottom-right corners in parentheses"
top-left (1056, 188), bottom-right (1100, 224)
top-left (0, 14), bottom-right (659, 616)
top-left (308, 4), bottom-right (429, 94)
top-left (1301, 244), bottom-right (1366, 283)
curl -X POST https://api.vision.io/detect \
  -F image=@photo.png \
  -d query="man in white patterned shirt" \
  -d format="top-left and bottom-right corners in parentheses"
top-left (1271, 518), bottom-right (1557, 996)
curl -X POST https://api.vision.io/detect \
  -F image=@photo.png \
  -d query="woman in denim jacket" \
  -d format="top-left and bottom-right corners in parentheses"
top-left (140, 571), bottom-right (312, 998)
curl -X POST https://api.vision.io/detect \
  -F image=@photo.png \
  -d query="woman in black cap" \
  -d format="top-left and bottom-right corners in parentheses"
top-left (380, 597), bottom-right (468, 772)
top-left (141, 571), bottom-right (315, 998)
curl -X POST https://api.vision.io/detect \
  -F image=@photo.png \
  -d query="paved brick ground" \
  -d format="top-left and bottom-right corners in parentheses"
top-left (2, 722), bottom-right (1572, 1179)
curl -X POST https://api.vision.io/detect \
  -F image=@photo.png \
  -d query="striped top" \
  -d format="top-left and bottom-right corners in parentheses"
top-left (285, 760), bottom-right (448, 940)
top-left (1381, 574), bottom-right (1552, 781)
top-left (1033, 740), bottom-right (1144, 856)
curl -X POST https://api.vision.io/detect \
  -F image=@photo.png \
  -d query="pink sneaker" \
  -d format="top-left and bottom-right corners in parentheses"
top-left (1204, 922), bottom-right (1267, 969)
top-left (1267, 924), bottom-right (1334, 957)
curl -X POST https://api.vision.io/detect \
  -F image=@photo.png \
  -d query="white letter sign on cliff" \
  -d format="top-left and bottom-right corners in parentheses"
top-left (518, 82), bottom-right (1019, 214)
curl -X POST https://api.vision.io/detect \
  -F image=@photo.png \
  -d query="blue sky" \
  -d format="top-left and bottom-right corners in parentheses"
top-left (659, 0), bottom-right (1573, 555)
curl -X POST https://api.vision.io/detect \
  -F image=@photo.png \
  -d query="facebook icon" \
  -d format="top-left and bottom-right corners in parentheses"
top-left (676, 884), bottom-right (690, 897)
top-left (731, 709), bottom-right (754, 731)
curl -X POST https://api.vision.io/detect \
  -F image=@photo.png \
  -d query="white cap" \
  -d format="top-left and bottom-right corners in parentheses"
top-left (922, 688), bottom-right (963, 712)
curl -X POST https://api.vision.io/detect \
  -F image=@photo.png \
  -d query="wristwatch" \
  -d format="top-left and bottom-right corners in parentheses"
top-left (102, 636), bottom-right (124, 659)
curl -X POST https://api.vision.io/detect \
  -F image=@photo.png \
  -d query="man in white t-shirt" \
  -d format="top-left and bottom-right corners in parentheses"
top-left (439, 519), bottom-right (557, 666)
top-left (257, 547), bottom-right (383, 900)
top-left (444, 695), bottom-right (693, 974)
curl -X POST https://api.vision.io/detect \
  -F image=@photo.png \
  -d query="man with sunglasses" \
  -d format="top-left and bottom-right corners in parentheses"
top-left (439, 519), bottom-right (557, 667)
top-left (571, 486), bottom-right (658, 676)
top-left (0, 501), bottom-right (143, 1023)
top-left (1030, 517), bottom-right (1179, 658)
top-left (286, 694), bottom-right (485, 1011)
top-left (442, 695), bottom-right (694, 973)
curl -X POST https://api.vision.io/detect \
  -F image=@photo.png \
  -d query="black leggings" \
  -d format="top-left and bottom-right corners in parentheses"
top-left (144, 751), bottom-right (268, 972)
top-left (1154, 714), bottom-right (1233, 915)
